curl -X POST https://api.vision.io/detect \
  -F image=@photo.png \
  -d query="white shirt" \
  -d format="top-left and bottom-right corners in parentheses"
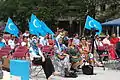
top-left (1, 39), bottom-right (6, 45)
top-left (23, 33), bottom-right (29, 37)
top-left (73, 38), bottom-right (80, 46)
top-left (40, 38), bottom-right (48, 46)
top-left (8, 39), bottom-right (15, 49)
top-left (21, 41), bottom-right (27, 46)
top-left (94, 40), bottom-right (103, 49)
top-left (102, 38), bottom-right (111, 45)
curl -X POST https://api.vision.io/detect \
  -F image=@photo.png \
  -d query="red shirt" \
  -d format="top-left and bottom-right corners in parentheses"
top-left (110, 37), bottom-right (119, 45)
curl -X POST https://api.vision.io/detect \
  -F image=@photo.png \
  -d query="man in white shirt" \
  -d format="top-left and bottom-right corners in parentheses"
top-left (8, 36), bottom-right (16, 49)
top-left (39, 35), bottom-right (48, 46)
top-left (94, 36), bottom-right (103, 49)
top-left (23, 31), bottom-right (29, 37)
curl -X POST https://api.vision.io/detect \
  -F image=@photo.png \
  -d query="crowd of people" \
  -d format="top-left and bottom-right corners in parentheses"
top-left (0, 28), bottom-right (120, 80)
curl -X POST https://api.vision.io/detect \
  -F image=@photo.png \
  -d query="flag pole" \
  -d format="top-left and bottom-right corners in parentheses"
top-left (91, 28), bottom-right (96, 55)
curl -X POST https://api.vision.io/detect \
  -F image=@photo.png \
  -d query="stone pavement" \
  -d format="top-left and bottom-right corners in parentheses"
top-left (1, 67), bottom-right (120, 80)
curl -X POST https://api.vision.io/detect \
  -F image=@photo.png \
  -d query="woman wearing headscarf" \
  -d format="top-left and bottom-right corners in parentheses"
top-left (0, 37), bottom-right (5, 49)
top-left (54, 38), bottom-right (72, 77)
top-left (29, 40), bottom-right (58, 80)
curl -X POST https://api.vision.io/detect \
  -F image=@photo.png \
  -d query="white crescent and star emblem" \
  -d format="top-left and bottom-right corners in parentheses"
top-left (8, 23), bottom-right (14, 30)
top-left (89, 20), bottom-right (97, 29)
top-left (33, 19), bottom-right (39, 28)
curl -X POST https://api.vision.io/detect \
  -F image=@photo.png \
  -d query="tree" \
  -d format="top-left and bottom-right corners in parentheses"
top-left (0, 0), bottom-right (120, 33)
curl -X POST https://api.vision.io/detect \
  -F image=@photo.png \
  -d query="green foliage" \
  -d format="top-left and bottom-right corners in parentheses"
top-left (0, 0), bottom-right (120, 32)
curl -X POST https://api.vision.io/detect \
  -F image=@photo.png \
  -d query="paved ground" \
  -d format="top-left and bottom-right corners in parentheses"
top-left (1, 67), bottom-right (120, 80)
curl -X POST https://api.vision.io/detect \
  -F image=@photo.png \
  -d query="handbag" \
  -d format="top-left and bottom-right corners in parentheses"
top-left (82, 64), bottom-right (93, 75)
top-left (32, 57), bottom-right (42, 65)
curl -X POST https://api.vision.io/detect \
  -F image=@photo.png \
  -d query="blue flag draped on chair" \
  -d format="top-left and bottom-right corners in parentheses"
top-left (4, 18), bottom-right (19, 37)
top-left (85, 16), bottom-right (102, 35)
top-left (30, 14), bottom-right (46, 36)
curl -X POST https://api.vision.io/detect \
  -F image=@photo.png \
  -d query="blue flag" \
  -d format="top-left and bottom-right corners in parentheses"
top-left (30, 14), bottom-right (47, 36)
top-left (4, 18), bottom-right (19, 37)
top-left (28, 21), bottom-right (39, 37)
top-left (85, 16), bottom-right (102, 35)
top-left (40, 21), bottom-right (54, 35)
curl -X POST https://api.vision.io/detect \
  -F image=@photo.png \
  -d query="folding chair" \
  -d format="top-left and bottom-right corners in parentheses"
top-left (0, 52), bottom-right (8, 59)
top-left (15, 46), bottom-right (28, 51)
top-left (42, 46), bottom-right (54, 59)
top-left (12, 52), bottom-right (26, 59)
top-left (29, 55), bottom-right (43, 78)
top-left (1, 46), bottom-right (11, 51)
top-left (97, 44), bottom-right (109, 64)
top-left (0, 50), bottom-right (10, 58)
top-left (30, 61), bottom-right (43, 77)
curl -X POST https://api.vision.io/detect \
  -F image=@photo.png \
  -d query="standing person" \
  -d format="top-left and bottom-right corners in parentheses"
top-left (29, 41), bottom-right (59, 80)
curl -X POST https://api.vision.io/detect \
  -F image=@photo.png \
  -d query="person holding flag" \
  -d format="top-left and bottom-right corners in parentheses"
top-left (84, 16), bottom-right (104, 67)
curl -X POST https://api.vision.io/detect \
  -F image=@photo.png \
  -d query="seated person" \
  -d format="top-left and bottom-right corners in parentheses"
top-left (29, 41), bottom-right (59, 80)
top-left (103, 34), bottom-right (116, 59)
top-left (78, 37), bottom-right (91, 62)
top-left (0, 37), bottom-right (5, 49)
top-left (21, 36), bottom-right (28, 47)
top-left (67, 44), bottom-right (83, 71)
top-left (115, 42), bottom-right (120, 58)
top-left (79, 37), bottom-right (103, 67)
top-left (54, 38), bottom-right (71, 77)
top-left (48, 34), bottom-right (55, 48)
top-left (110, 33), bottom-right (119, 45)
top-left (102, 34), bottom-right (111, 46)
top-left (8, 35), bottom-right (16, 50)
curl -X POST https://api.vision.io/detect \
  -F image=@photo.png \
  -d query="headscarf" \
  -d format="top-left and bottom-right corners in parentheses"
top-left (31, 40), bottom-right (39, 55)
